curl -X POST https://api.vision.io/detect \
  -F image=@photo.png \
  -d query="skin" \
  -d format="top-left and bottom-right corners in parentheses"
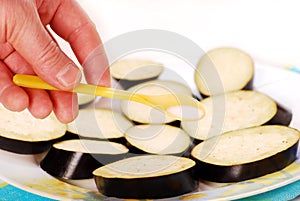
top-left (0, 0), bottom-right (111, 123)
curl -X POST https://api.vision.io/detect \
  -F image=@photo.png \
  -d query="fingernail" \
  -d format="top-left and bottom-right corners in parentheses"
top-left (56, 64), bottom-right (82, 89)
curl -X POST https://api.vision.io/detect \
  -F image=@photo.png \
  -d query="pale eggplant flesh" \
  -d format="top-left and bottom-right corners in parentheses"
top-left (121, 80), bottom-right (193, 124)
top-left (0, 106), bottom-right (66, 154)
top-left (124, 125), bottom-right (191, 155)
top-left (66, 109), bottom-right (133, 145)
top-left (191, 125), bottom-right (300, 182)
top-left (192, 143), bottom-right (298, 182)
top-left (93, 155), bottom-right (197, 199)
top-left (94, 170), bottom-right (197, 199)
top-left (181, 90), bottom-right (292, 142)
top-left (195, 47), bottom-right (254, 97)
top-left (110, 59), bottom-right (164, 89)
top-left (40, 140), bottom-right (129, 179)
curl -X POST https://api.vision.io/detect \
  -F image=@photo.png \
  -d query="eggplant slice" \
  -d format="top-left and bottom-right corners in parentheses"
top-left (78, 94), bottom-right (95, 108)
top-left (195, 47), bottom-right (254, 96)
top-left (181, 90), bottom-right (292, 142)
top-left (191, 125), bottom-right (300, 182)
top-left (0, 104), bottom-right (66, 154)
top-left (67, 108), bottom-right (133, 143)
top-left (93, 155), bottom-right (197, 199)
top-left (121, 80), bottom-right (193, 124)
top-left (110, 59), bottom-right (164, 89)
top-left (125, 124), bottom-right (191, 155)
top-left (40, 139), bottom-right (129, 179)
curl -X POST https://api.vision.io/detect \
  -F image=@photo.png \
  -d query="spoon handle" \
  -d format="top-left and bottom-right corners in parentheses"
top-left (13, 74), bottom-right (145, 102)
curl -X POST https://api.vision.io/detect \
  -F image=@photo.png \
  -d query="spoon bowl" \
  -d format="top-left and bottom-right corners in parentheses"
top-left (13, 74), bottom-right (205, 121)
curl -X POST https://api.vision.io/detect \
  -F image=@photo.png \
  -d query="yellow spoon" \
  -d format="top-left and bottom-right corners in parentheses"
top-left (13, 74), bottom-right (205, 121)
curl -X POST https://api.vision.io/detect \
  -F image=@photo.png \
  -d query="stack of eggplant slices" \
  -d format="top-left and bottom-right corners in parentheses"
top-left (0, 47), bottom-right (299, 199)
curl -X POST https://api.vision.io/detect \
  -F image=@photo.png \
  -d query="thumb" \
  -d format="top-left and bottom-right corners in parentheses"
top-left (7, 4), bottom-right (81, 90)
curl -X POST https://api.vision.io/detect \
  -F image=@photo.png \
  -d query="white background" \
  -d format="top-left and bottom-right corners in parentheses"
top-left (76, 0), bottom-right (300, 68)
top-left (73, 0), bottom-right (300, 128)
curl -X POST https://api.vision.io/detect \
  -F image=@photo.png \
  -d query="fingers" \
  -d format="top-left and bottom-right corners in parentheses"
top-left (6, 0), bottom-right (81, 91)
top-left (24, 88), bottom-right (53, 119)
top-left (48, 0), bottom-right (111, 86)
top-left (3, 51), bottom-right (53, 119)
top-left (2, 0), bottom-right (107, 123)
top-left (3, 51), bottom-right (35, 74)
top-left (82, 47), bottom-right (111, 86)
top-left (0, 61), bottom-right (29, 112)
top-left (3, 50), bottom-right (77, 122)
top-left (49, 91), bottom-right (78, 124)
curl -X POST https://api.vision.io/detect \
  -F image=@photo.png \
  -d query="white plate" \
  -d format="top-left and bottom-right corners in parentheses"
top-left (0, 62), bottom-right (300, 201)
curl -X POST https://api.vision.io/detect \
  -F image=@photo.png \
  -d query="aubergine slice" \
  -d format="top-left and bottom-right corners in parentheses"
top-left (121, 80), bottom-right (193, 124)
top-left (191, 125), bottom-right (300, 182)
top-left (40, 139), bottom-right (129, 179)
top-left (268, 102), bottom-right (293, 126)
top-left (195, 47), bottom-right (254, 96)
top-left (110, 59), bottom-right (164, 89)
top-left (78, 94), bottom-right (95, 108)
top-left (181, 90), bottom-right (292, 142)
top-left (93, 155), bottom-right (197, 199)
top-left (0, 105), bottom-right (66, 154)
top-left (67, 108), bottom-right (133, 144)
top-left (125, 125), bottom-right (191, 155)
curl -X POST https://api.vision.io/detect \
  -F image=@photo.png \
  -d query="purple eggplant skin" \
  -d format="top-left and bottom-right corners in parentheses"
top-left (64, 131), bottom-right (128, 146)
top-left (124, 140), bottom-right (191, 158)
top-left (267, 103), bottom-right (293, 126)
top-left (199, 77), bottom-right (254, 98)
top-left (183, 100), bottom-right (293, 144)
top-left (94, 168), bottom-right (198, 199)
top-left (40, 147), bottom-right (128, 180)
top-left (0, 135), bottom-right (59, 154)
top-left (243, 76), bottom-right (254, 90)
top-left (191, 141), bottom-right (298, 183)
top-left (131, 119), bottom-right (181, 128)
top-left (117, 76), bottom-right (160, 90)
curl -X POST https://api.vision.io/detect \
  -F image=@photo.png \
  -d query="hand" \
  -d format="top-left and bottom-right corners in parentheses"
top-left (0, 0), bottom-right (110, 123)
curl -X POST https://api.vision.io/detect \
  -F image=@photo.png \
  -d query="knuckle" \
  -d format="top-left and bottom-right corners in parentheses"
top-left (35, 40), bottom-right (64, 73)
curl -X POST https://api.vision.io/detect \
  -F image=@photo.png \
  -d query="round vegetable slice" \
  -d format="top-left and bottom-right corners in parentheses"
top-left (195, 47), bottom-right (254, 96)
top-left (125, 125), bottom-right (190, 155)
top-left (191, 125), bottom-right (300, 182)
top-left (78, 94), bottom-right (95, 107)
top-left (121, 80), bottom-right (193, 124)
top-left (181, 90), bottom-right (291, 141)
top-left (40, 139), bottom-right (129, 179)
top-left (110, 59), bottom-right (164, 89)
top-left (93, 155), bottom-right (197, 199)
top-left (0, 104), bottom-right (66, 154)
top-left (67, 108), bottom-right (133, 143)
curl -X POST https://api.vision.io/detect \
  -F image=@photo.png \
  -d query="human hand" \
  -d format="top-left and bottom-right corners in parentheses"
top-left (0, 0), bottom-right (110, 123)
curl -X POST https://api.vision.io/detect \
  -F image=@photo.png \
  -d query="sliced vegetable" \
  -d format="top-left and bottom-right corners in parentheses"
top-left (40, 139), bottom-right (129, 179)
top-left (110, 59), bottom-right (164, 89)
top-left (78, 94), bottom-right (95, 108)
top-left (93, 155), bottom-right (197, 199)
top-left (181, 90), bottom-right (291, 142)
top-left (195, 47), bottom-right (254, 96)
top-left (0, 104), bottom-right (66, 154)
top-left (67, 108), bottom-right (133, 143)
top-left (121, 80), bottom-right (193, 124)
top-left (268, 103), bottom-right (293, 126)
top-left (125, 124), bottom-right (191, 155)
top-left (191, 125), bottom-right (299, 182)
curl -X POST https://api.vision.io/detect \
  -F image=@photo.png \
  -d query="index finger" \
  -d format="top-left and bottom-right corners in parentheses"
top-left (47, 0), bottom-right (110, 86)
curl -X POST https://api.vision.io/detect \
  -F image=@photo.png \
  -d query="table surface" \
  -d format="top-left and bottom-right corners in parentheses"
top-left (0, 179), bottom-right (300, 201)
